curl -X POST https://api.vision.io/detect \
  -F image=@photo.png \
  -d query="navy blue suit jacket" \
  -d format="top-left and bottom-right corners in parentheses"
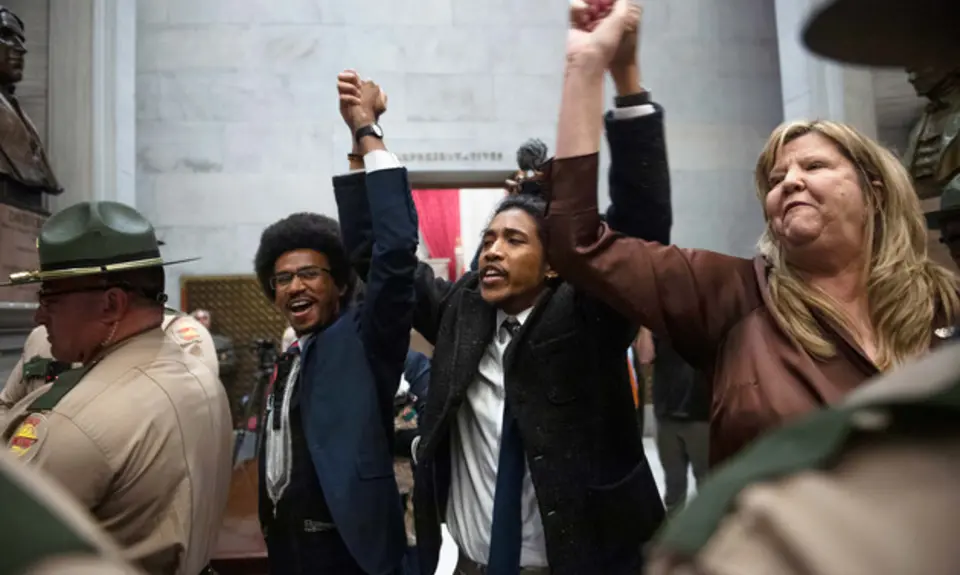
top-left (297, 166), bottom-right (418, 575)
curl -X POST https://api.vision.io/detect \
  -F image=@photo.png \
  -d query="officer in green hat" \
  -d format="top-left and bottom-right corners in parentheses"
top-left (0, 201), bottom-right (233, 575)
top-left (0, 250), bottom-right (220, 421)
top-left (0, 448), bottom-right (144, 574)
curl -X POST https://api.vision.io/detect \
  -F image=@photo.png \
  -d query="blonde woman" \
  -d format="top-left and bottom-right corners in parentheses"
top-left (545, 0), bottom-right (959, 466)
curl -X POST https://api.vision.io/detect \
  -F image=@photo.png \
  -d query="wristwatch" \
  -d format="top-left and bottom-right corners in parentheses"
top-left (614, 91), bottom-right (651, 108)
top-left (354, 123), bottom-right (384, 144)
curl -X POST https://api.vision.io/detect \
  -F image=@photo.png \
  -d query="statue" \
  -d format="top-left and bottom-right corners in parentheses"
top-left (0, 5), bottom-right (62, 214)
top-left (802, 0), bottom-right (960, 271)
top-left (902, 66), bottom-right (960, 200)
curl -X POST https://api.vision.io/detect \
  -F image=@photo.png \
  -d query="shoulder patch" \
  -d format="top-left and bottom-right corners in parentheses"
top-left (8, 413), bottom-right (49, 463)
top-left (176, 325), bottom-right (200, 343)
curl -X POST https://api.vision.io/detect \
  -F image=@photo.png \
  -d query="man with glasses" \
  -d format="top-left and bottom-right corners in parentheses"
top-left (1, 297), bottom-right (218, 420)
top-left (0, 200), bottom-right (233, 575)
top-left (252, 70), bottom-right (418, 575)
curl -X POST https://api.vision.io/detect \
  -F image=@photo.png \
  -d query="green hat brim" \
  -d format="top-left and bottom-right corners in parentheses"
top-left (802, 0), bottom-right (958, 67)
top-left (0, 256), bottom-right (200, 287)
top-left (925, 206), bottom-right (960, 231)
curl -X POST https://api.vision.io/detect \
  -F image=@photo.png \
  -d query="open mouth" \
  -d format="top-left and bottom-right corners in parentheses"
top-left (480, 266), bottom-right (507, 287)
top-left (287, 298), bottom-right (315, 319)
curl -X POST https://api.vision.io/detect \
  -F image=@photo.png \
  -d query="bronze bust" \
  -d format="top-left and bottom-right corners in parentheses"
top-left (0, 5), bottom-right (61, 214)
top-left (902, 66), bottom-right (960, 200)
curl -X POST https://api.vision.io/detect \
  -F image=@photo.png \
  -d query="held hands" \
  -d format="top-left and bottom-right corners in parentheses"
top-left (567, 0), bottom-right (642, 71)
top-left (337, 70), bottom-right (387, 133)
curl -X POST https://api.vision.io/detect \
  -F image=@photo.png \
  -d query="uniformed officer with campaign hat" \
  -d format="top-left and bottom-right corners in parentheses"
top-left (645, 1), bottom-right (960, 573)
top-left (0, 201), bottom-right (233, 574)
top-left (0, 264), bottom-right (219, 420)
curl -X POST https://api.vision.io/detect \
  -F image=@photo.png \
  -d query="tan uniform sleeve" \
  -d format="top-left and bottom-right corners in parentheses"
top-left (165, 316), bottom-right (219, 377)
top-left (3, 327), bottom-right (55, 417)
top-left (0, 356), bottom-right (26, 415)
top-left (648, 432), bottom-right (960, 575)
top-left (24, 557), bottom-right (145, 574)
top-left (32, 413), bottom-right (113, 510)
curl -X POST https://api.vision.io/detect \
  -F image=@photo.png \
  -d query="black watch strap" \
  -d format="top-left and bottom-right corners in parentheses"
top-left (354, 124), bottom-right (383, 143)
top-left (614, 91), bottom-right (651, 108)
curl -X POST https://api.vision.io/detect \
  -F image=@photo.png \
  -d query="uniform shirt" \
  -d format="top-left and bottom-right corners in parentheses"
top-left (0, 325), bottom-right (58, 419)
top-left (2, 328), bottom-right (234, 575)
top-left (162, 311), bottom-right (219, 377)
top-left (1, 313), bottom-right (218, 421)
top-left (647, 343), bottom-right (960, 575)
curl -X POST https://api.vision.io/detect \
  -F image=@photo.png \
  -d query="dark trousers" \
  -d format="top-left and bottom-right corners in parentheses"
top-left (656, 418), bottom-right (709, 512)
top-left (266, 526), bottom-right (366, 575)
top-left (402, 545), bottom-right (420, 575)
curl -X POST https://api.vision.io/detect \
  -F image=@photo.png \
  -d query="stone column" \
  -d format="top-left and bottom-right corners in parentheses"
top-left (774, 0), bottom-right (878, 139)
top-left (47, 0), bottom-right (136, 210)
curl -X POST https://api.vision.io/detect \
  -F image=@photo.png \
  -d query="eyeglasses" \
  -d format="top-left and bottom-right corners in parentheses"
top-left (270, 266), bottom-right (331, 289)
top-left (37, 285), bottom-right (117, 310)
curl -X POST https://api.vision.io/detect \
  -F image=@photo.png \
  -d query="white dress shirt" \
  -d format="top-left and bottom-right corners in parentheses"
top-left (445, 307), bottom-right (548, 567)
top-left (374, 103), bottom-right (657, 568)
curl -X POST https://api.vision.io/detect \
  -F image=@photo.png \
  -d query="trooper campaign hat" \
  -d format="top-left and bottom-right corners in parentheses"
top-left (1, 200), bottom-right (197, 286)
top-left (925, 187), bottom-right (960, 230)
top-left (803, 0), bottom-right (960, 67)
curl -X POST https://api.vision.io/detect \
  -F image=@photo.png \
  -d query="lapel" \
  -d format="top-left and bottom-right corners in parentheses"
top-left (446, 288), bottom-right (496, 404)
top-left (502, 286), bottom-right (558, 373)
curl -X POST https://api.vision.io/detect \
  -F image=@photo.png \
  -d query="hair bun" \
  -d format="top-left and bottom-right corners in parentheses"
top-left (516, 139), bottom-right (548, 172)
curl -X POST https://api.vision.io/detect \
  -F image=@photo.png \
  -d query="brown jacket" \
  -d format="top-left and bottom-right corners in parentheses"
top-left (544, 153), bottom-right (948, 465)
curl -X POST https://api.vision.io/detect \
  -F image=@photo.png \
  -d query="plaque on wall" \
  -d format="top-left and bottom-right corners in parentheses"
top-left (0, 202), bottom-right (44, 302)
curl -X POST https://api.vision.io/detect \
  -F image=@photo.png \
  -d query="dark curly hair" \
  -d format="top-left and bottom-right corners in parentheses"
top-left (491, 193), bottom-right (547, 248)
top-left (253, 212), bottom-right (354, 303)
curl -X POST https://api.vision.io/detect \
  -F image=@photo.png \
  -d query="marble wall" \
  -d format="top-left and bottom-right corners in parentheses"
top-left (136, 0), bottom-right (783, 307)
top-left (774, 0), bottom-right (878, 139)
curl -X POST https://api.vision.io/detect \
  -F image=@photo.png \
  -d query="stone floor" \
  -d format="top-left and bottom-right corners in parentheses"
top-left (433, 437), bottom-right (698, 574)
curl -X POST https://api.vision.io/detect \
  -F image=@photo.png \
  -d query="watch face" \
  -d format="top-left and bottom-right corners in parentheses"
top-left (371, 124), bottom-right (384, 138)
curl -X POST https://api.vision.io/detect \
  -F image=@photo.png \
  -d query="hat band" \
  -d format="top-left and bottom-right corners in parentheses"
top-left (40, 249), bottom-right (162, 272)
top-left (9, 256), bottom-right (165, 285)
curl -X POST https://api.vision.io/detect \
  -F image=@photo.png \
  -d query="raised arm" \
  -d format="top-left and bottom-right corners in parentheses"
top-left (332, 93), bottom-right (457, 345)
top-left (604, 10), bottom-right (671, 245)
top-left (546, 2), bottom-right (760, 369)
top-left (336, 72), bottom-right (418, 401)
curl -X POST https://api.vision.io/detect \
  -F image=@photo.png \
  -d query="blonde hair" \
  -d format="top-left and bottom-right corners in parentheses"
top-left (754, 120), bottom-right (959, 370)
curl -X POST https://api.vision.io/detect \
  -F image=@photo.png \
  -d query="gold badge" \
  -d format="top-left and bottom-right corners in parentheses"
top-left (8, 413), bottom-right (48, 462)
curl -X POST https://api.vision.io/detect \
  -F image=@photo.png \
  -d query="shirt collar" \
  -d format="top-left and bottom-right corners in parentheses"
top-left (496, 307), bottom-right (533, 332)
